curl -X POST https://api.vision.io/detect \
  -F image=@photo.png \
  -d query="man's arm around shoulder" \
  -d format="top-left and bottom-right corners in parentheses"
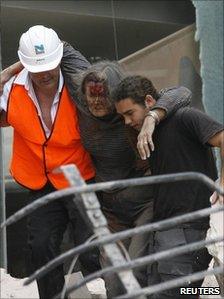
top-left (208, 130), bottom-right (224, 203)
top-left (0, 75), bottom-right (15, 127)
top-left (0, 110), bottom-right (9, 127)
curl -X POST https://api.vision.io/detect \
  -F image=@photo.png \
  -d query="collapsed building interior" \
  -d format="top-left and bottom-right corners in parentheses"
top-left (0, 1), bottom-right (223, 298)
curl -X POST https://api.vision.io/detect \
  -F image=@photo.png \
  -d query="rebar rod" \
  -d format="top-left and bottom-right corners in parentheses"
top-left (1, 172), bottom-right (223, 229)
top-left (52, 236), bottom-right (223, 297)
top-left (59, 164), bottom-right (144, 297)
top-left (24, 204), bottom-right (224, 284)
top-left (116, 266), bottom-right (224, 299)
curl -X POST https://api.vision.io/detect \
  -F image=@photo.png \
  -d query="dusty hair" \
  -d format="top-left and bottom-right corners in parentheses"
top-left (112, 75), bottom-right (159, 105)
top-left (79, 61), bottom-right (125, 102)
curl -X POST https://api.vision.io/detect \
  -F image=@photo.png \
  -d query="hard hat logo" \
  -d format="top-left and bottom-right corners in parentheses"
top-left (34, 45), bottom-right (45, 55)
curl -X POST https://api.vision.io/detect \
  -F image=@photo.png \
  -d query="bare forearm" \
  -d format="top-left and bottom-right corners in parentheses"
top-left (2, 61), bottom-right (23, 80)
top-left (215, 145), bottom-right (224, 204)
top-left (0, 111), bottom-right (9, 127)
top-left (208, 130), bottom-right (224, 202)
top-left (146, 108), bottom-right (166, 122)
top-left (220, 142), bottom-right (224, 188)
top-left (0, 61), bottom-right (23, 95)
top-left (137, 87), bottom-right (191, 160)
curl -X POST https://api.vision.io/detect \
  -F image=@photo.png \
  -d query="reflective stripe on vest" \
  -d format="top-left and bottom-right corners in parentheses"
top-left (7, 83), bottom-right (95, 190)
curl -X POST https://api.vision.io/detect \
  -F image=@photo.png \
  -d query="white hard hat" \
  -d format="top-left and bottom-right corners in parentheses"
top-left (18, 25), bottom-right (63, 73)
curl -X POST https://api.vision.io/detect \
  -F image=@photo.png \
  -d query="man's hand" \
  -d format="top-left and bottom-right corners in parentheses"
top-left (0, 71), bottom-right (6, 96)
top-left (0, 62), bottom-right (24, 95)
top-left (210, 189), bottom-right (224, 205)
top-left (0, 111), bottom-right (9, 127)
top-left (211, 192), bottom-right (224, 204)
top-left (0, 68), bottom-right (11, 95)
top-left (208, 131), bottom-right (224, 204)
top-left (137, 115), bottom-right (156, 160)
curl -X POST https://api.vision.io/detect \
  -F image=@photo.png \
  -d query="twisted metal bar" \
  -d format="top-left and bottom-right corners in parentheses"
top-left (24, 204), bottom-right (224, 285)
top-left (116, 266), bottom-right (224, 299)
top-left (60, 164), bottom-right (144, 297)
top-left (1, 172), bottom-right (223, 229)
top-left (52, 236), bottom-right (223, 297)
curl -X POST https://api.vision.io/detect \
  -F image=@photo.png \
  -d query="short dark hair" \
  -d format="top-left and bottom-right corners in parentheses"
top-left (112, 75), bottom-right (159, 106)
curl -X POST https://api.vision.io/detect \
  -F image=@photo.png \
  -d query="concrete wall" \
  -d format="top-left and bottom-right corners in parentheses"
top-left (3, 127), bottom-right (15, 187)
top-left (120, 24), bottom-right (203, 110)
top-left (1, 1), bottom-right (194, 66)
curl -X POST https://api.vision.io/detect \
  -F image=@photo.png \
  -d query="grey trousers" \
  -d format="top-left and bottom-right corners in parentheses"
top-left (147, 228), bottom-right (212, 299)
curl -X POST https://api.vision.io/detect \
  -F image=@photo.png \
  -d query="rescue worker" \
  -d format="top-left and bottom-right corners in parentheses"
top-left (0, 25), bottom-right (95, 299)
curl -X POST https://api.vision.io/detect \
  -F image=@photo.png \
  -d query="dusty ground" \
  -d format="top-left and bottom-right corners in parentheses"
top-left (0, 269), bottom-right (107, 299)
top-left (1, 267), bottom-right (223, 299)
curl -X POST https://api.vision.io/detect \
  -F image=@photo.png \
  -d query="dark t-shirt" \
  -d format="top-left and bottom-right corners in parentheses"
top-left (150, 107), bottom-right (223, 229)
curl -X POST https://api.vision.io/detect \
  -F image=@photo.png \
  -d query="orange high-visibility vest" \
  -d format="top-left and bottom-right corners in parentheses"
top-left (7, 83), bottom-right (95, 190)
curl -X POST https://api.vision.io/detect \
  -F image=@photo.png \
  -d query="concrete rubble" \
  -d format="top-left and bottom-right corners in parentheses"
top-left (0, 269), bottom-right (106, 299)
top-left (1, 267), bottom-right (223, 298)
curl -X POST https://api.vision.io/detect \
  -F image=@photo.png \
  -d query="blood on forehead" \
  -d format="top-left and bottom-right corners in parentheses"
top-left (88, 81), bottom-right (107, 97)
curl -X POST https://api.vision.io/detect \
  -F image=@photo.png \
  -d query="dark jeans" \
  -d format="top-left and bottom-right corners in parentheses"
top-left (26, 181), bottom-right (99, 299)
top-left (147, 228), bottom-right (212, 299)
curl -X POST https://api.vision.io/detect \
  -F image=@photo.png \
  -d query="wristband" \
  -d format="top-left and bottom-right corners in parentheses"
top-left (146, 110), bottom-right (160, 125)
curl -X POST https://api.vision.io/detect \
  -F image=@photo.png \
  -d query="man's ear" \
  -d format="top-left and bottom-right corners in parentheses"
top-left (144, 94), bottom-right (155, 109)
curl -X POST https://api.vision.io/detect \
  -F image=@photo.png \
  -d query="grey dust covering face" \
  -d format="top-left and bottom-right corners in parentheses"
top-left (85, 81), bottom-right (114, 117)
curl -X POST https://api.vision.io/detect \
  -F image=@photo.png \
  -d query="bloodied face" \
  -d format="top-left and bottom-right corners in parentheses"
top-left (85, 81), bottom-right (114, 117)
